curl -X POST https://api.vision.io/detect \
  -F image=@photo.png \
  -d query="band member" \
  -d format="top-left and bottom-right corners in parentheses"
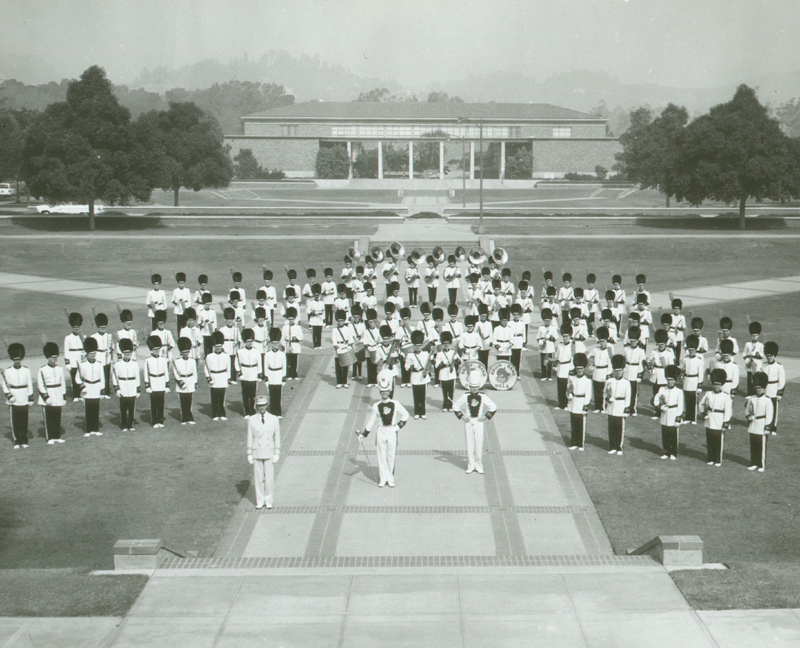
top-left (229, 271), bottom-right (246, 305)
top-left (236, 329), bottom-right (261, 418)
top-left (321, 268), bottom-right (336, 327)
top-left (715, 339), bottom-right (740, 402)
top-left (715, 316), bottom-right (739, 359)
top-left (604, 354), bottom-right (631, 455)
top-left (151, 311), bottom-right (176, 360)
top-left (623, 327), bottom-right (646, 416)
top-left (492, 308), bottom-right (513, 364)
top-left (584, 273), bottom-right (600, 335)
top-left (332, 310), bottom-right (354, 388)
top-left (264, 328), bottom-right (287, 418)
top-left (38, 342), bottom-right (66, 443)
top-left (509, 304), bottom-right (526, 375)
top-left (476, 304), bottom-right (493, 369)
top-left (197, 294), bottom-right (217, 357)
top-left (680, 335), bottom-right (704, 424)
top-left (64, 311), bottom-right (85, 401)
top-left (653, 365), bottom-right (684, 460)
top-left (444, 255), bottom-right (461, 306)
top-left (75, 337), bottom-right (105, 437)
top-left (349, 306), bottom-right (366, 380)
top-left (91, 313), bottom-right (113, 398)
top-left (762, 341), bottom-right (785, 435)
top-left (358, 374), bottom-right (409, 488)
top-left (247, 395), bottom-right (281, 510)
top-left (453, 370), bottom-right (497, 474)
top-left (746, 372), bottom-right (773, 472)
top-left (204, 330), bottom-right (230, 421)
top-left (173, 337), bottom-right (197, 425)
top-left (282, 307), bottom-right (303, 380)
top-left (362, 309), bottom-right (382, 387)
top-left (405, 330), bottom-right (431, 419)
top-left (567, 353), bottom-right (592, 450)
top-left (144, 335), bottom-right (169, 428)
top-left (436, 331), bottom-right (459, 411)
top-left (743, 321), bottom-right (766, 395)
top-left (262, 269), bottom-right (279, 325)
top-left (553, 324), bottom-right (573, 409)
top-left (394, 308), bottom-right (414, 387)
top-left (405, 256), bottom-right (420, 307)
top-left (537, 308), bottom-right (558, 381)
top-left (172, 272), bottom-right (192, 336)
top-left (699, 368), bottom-right (732, 466)
top-left (194, 274), bottom-right (211, 307)
top-left (178, 308), bottom-right (204, 361)
top-left (307, 285), bottom-right (325, 349)
top-left (3, 343), bottom-right (33, 448)
top-left (424, 255), bottom-right (440, 305)
top-left (670, 298), bottom-right (687, 362)
top-left (588, 326), bottom-right (614, 412)
top-left (375, 324), bottom-right (402, 396)
top-left (146, 273), bottom-right (168, 331)
top-left (112, 338), bottom-right (139, 431)
top-left (648, 329), bottom-right (676, 418)
top-left (219, 307), bottom-right (242, 384)
top-left (382, 254), bottom-right (399, 299)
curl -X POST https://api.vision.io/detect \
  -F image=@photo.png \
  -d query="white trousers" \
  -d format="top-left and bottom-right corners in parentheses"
top-left (376, 426), bottom-right (398, 485)
top-left (253, 458), bottom-right (275, 507)
top-left (464, 419), bottom-right (485, 470)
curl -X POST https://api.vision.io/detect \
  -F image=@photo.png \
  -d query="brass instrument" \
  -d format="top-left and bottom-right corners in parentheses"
top-left (468, 247), bottom-right (487, 265)
top-left (389, 242), bottom-right (405, 259)
top-left (492, 247), bottom-right (509, 265)
top-left (432, 246), bottom-right (446, 265)
top-left (411, 248), bottom-right (426, 263)
top-left (369, 247), bottom-right (385, 263)
top-left (454, 246), bottom-right (467, 263)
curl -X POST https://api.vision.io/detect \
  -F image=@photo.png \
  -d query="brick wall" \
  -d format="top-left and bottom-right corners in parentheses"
top-left (227, 137), bottom-right (319, 177)
top-left (522, 123), bottom-right (607, 138)
top-left (531, 139), bottom-right (621, 176)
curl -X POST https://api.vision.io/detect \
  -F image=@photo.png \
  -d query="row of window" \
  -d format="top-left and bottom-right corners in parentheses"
top-left (276, 124), bottom-right (573, 139)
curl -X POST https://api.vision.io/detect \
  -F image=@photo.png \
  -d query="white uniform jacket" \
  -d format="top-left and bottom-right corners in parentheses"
top-left (144, 357), bottom-right (169, 392)
top-left (172, 357), bottom-right (198, 393)
top-left (453, 391), bottom-right (497, 421)
top-left (3, 366), bottom-right (33, 405)
top-left (604, 378), bottom-right (631, 416)
top-left (567, 375), bottom-right (592, 414)
top-left (746, 395), bottom-right (773, 435)
top-left (699, 391), bottom-right (732, 430)
top-left (263, 350), bottom-right (287, 385)
top-left (364, 398), bottom-right (410, 435)
top-left (112, 359), bottom-right (140, 397)
top-left (247, 412), bottom-right (281, 459)
top-left (75, 360), bottom-right (105, 399)
top-left (204, 352), bottom-right (231, 388)
top-left (236, 347), bottom-right (262, 382)
top-left (680, 355), bottom-right (705, 392)
top-left (653, 386), bottom-right (684, 426)
top-left (37, 364), bottom-right (66, 406)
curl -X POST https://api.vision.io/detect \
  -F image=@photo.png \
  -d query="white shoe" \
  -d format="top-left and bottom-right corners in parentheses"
top-left (387, 482), bottom-right (395, 488)
top-left (188, 421), bottom-right (196, 425)
top-left (691, 421), bottom-right (696, 425)
top-left (661, 455), bottom-right (669, 460)
top-left (129, 427), bottom-right (135, 432)
top-left (651, 416), bottom-right (658, 420)
top-left (48, 439), bottom-right (56, 445)
top-left (13, 445), bottom-right (20, 449)
top-left (84, 433), bottom-right (91, 437)
top-left (343, 384), bottom-right (349, 389)
top-left (94, 432), bottom-right (103, 436)
top-left (475, 466), bottom-right (484, 474)
top-left (617, 451), bottom-right (623, 456)
top-left (747, 465), bottom-right (758, 471)
top-left (278, 415), bottom-right (283, 419)
top-left (220, 416), bottom-right (228, 421)
top-left (421, 415), bottom-right (427, 419)
top-left (414, 415), bottom-right (420, 420)
top-left (758, 467), bottom-right (765, 472)
top-left (378, 482), bottom-right (385, 488)
top-left (266, 503), bottom-right (273, 509)
top-left (21, 444), bottom-right (29, 448)
top-left (540, 377), bottom-right (547, 382)
top-left (715, 463), bottom-right (721, 467)
top-left (770, 431), bottom-right (777, 436)
top-left (181, 422), bottom-right (186, 425)
top-left (593, 409), bottom-right (600, 414)
top-left (336, 385), bottom-right (342, 389)
top-left (670, 455), bottom-right (677, 461)
top-left (578, 447), bottom-right (584, 451)
top-left (608, 449), bottom-right (616, 454)
top-left (213, 417), bottom-right (220, 421)
top-left (707, 461), bottom-right (714, 466)
top-left (466, 467), bottom-right (474, 474)
top-left (569, 445), bottom-right (578, 450)
top-left (632, 412), bottom-right (638, 417)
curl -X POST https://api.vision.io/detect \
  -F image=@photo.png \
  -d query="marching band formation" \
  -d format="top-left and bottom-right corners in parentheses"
top-left (1, 243), bottom-right (787, 477)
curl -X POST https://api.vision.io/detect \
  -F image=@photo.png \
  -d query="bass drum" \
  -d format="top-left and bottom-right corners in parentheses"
top-left (488, 360), bottom-right (518, 390)
top-left (353, 342), bottom-right (367, 363)
top-left (458, 360), bottom-right (488, 390)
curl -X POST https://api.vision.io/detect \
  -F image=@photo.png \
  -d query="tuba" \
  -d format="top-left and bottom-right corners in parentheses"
top-left (347, 246), bottom-right (361, 262)
top-left (389, 242), bottom-right (405, 259)
top-left (432, 246), bottom-right (446, 265)
top-left (454, 246), bottom-right (467, 263)
top-left (468, 247), bottom-right (487, 266)
top-left (411, 248), bottom-right (426, 263)
top-left (369, 247), bottom-right (384, 263)
top-left (492, 247), bottom-right (509, 265)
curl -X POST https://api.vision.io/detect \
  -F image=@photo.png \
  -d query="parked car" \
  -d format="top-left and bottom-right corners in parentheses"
top-left (0, 183), bottom-right (14, 196)
top-left (35, 204), bottom-right (104, 215)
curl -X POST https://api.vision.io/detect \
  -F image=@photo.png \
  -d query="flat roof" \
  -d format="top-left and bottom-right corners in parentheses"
top-left (243, 102), bottom-right (600, 122)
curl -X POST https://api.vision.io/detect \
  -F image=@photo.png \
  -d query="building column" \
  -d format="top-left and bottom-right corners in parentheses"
top-left (347, 141), bottom-right (353, 179)
top-left (500, 141), bottom-right (506, 180)
top-left (408, 141), bottom-right (414, 180)
top-left (439, 141), bottom-right (445, 179)
top-left (378, 141), bottom-right (383, 180)
top-left (469, 142), bottom-right (475, 180)
top-left (530, 141), bottom-right (535, 179)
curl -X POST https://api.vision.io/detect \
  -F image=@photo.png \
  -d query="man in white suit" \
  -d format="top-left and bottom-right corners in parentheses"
top-left (453, 369), bottom-right (497, 474)
top-left (246, 395), bottom-right (281, 510)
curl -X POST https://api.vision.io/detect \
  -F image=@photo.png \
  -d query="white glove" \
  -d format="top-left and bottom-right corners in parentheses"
top-left (273, 454), bottom-right (280, 463)
top-left (247, 455), bottom-right (254, 465)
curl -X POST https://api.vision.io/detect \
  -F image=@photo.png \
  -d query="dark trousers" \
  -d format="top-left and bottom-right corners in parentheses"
top-left (210, 388), bottom-right (226, 418)
top-left (478, 350), bottom-right (490, 369)
top-left (587, 313), bottom-right (595, 336)
top-left (312, 326), bottom-right (323, 348)
top-left (570, 412), bottom-right (586, 448)
top-left (103, 365), bottom-right (112, 396)
top-left (440, 379), bottom-right (455, 410)
top-left (44, 405), bottom-right (62, 440)
top-left (511, 349), bottom-right (522, 375)
top-left (151, 311), bottom-right (167, 331)
top-left (268, 384), bottom-right (282, 417)
top-left (661, 425), bottom-right (679, 456)
top-left (352, 359), bottom-right (363, 378)
top-left (400, 363), bottom-right (410, 386)
top-left (408, 287), bottom-right (418, 306)
top-left (608, 415), bottom-right (625, 451)
top-left (84, 398), bottom-right (101, 432)
top-left (203, 336), bottom-right (213, 356)
top-left (176, 313), bottom-right (187, 338)
top-left (179, 393), bottom-right (194, 423)
top-left (448, 288), bottom-right (458, 306)
top-left (119, 397), bottom-right (136, 429)
top-left (324, 304), bottom-right (333, 326)
top-left (593, 380), bottom-right (606, 411)
top-left (241, 381), bottom-right (257, 416)
top-left (228, 354), bottom-right (237, 382)
top-left (629, 381), bottom-right (639, 415)
top-left (286, 353), bottom-right (298, 379)
top-left (706, 428), bottom-right (724, 463)
top-left (366, 360), bottom-right (378, 385)
top-left (674, 341), bottom-right (682, 363)
top-left (335, 358), bottom-right (349, 386)
top-left (427, 287), bottom-right (437, 304)
top-left (150, 391), bottom-right (165, 425)
top-left (770, 398), bottom-right (779, 433)
top-left (683, 390), bottom-right (698, 423)
top-left (540, 353), bottom-right (553, 379)
top-left (10, 405), bottom-right (29, 445)
top-left (69, 367), bottom-right (80, 399)
top-left (412, 384), bottom-right (427, 416)
top-left (557, 377), bottom-right (569, 408)
top-left (750, 434), bottom-right (767, 469)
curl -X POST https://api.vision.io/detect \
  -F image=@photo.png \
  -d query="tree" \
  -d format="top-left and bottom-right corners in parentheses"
top-left (233, 148), bottom-right (262, 179)
top-left (21, 66), bottom-right (156, 230)
top-left (674, 85), bottom-right (799, 230)
top-left (138, 102), bottom-right (233, 206)
top-left (775, 98), bottom-right (800, 138)
top-left (355, 88), bottom-right (393, 103)
top-left (614, 104), bottom-right (688, 206)
top-left (353, 148), bottom-right (379, 178)
top-left (0, 108), bottom-right (37, 201)
top-left (504, 144), bottom-right (533, 179)
top-left (595, 165), bottom-right (608, 180)
top-left (315, 144), bottom-right (350, 179)
top-left (427, 91), bottom-right (464, 103)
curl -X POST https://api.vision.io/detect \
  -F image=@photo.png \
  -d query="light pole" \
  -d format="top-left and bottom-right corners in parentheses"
top-left (458, 117), bottom-right (484, 234)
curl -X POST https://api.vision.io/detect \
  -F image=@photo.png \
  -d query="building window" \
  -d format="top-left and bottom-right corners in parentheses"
top-left (509, 126), bottom-right (522, 138)
top-left (281, 125), bottom-right (299, 136)
top-left (552, 127), bottom-right (572, 138)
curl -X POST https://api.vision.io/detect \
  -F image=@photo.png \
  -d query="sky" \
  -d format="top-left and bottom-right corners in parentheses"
top-left (3, 0), bottom-right (799, 89)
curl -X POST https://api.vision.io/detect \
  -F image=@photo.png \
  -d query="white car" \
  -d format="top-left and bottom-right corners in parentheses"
top-left (0, 183), bottom-right (14, 196)
top-left (36, 204), bottom-right (104, 215)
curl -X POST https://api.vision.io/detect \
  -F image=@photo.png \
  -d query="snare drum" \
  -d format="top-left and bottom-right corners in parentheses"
top-left (353, 342), bottom-right (367, 363)
top-left (337, 349), bottom-right (357, 367)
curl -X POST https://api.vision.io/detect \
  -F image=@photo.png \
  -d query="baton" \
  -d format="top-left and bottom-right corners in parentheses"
top-left (355, 430), bottom-right (378, 484)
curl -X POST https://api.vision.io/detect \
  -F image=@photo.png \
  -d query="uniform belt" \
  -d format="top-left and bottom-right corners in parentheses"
top-left (267, 366), bottom-right (283, 371)
top-left (176, 373), bottom-right (193, 378)
top-left (574, 394), bottom-right (586, 398)
top-left (755, 415), bottom-right (767, 419)
top-left (665, 404), bottom-right (678, 408)
top-left (240, 363), bottom-right (259, 368)
top-left (149, 372), bottom-right (165, 377)
top-left (626, 362), bottom-right (639, 366)
top-left (83, 379), bottom-right (101, 384)
top-left (711, 408), bottom-right (725, 413)
top-left (44, 383), bottom-right (61, 388)
top-left (685, 374), bottom-right (698, 377)
top-left (209, 369), bottom-right (227, 374)
top-left (768, 380), bottom-right (779, 384)
top-left (613, 397), bottom-right (627, 400)
top-left (118, 376), bottom-right (136, 380)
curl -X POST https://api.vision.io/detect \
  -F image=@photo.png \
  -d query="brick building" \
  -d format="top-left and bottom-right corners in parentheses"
top-left (225, 102), bottom-right (620, 179)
